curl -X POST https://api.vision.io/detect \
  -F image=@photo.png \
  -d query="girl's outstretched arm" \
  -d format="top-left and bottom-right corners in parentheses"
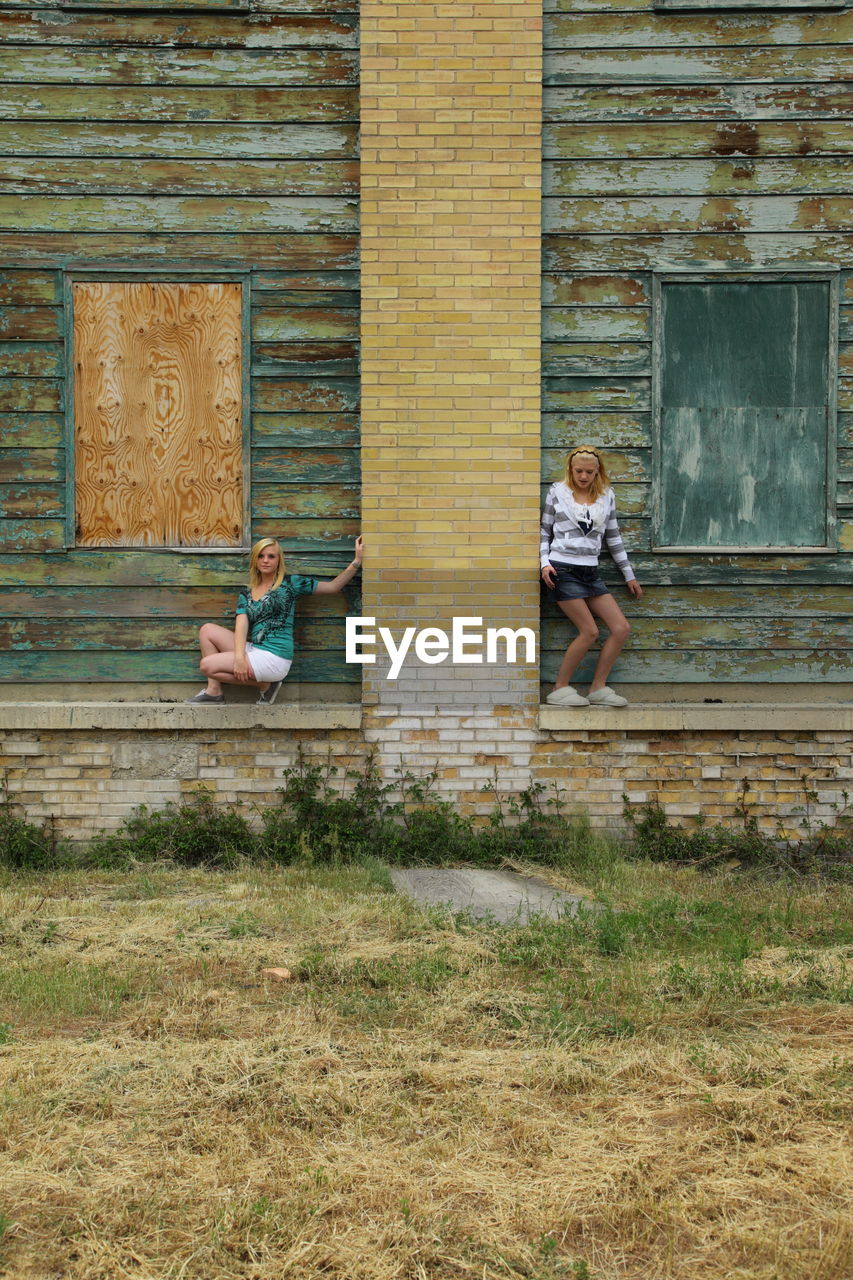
top-left (315, 536), bottom-right (363, 595)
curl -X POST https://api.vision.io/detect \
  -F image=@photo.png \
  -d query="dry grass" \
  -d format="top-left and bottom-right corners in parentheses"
top-left (0, 862), bottom-right (850, 1280)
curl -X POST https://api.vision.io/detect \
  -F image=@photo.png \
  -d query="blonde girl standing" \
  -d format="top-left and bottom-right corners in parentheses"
top-left (540, 447), bottom-right (642, 707)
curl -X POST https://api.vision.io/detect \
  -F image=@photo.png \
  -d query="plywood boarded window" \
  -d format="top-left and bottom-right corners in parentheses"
top-left (655, 278), bottom-right (835, 551)
top-left (73, 281), bottom-right (244, 547)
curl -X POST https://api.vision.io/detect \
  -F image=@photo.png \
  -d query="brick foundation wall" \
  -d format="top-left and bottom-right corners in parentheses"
top-left (0, 715), bottom-right (366, 840)
top-left (533, 729), bottom-right (852, 834)
top-left (1, 707), bottom-right (849, 840)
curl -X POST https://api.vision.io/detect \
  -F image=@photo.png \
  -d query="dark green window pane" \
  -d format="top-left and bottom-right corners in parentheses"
top-left (658, 280), bottom-right (830, 549)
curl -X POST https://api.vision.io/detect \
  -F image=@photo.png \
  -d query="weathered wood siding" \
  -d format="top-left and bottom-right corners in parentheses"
top-left (542, 0), bottom-right (853, 685)
top-left (0, 0), bottom-right (359, 684)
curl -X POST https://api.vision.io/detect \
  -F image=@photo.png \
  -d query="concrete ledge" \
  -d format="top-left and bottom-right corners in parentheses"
top-left (0, 702), bottom-right (362, 732)
top-left (539, 703), bottom-right (853, 733)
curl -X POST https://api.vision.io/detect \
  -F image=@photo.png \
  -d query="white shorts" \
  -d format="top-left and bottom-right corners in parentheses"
top-left (245, 644), bottom-right (292, 683)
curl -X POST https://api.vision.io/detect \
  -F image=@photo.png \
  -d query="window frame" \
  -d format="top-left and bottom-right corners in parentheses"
top-left (651, 268), bottom-right (839, 554)
top-left (64, 267), bottom-right (252, 552)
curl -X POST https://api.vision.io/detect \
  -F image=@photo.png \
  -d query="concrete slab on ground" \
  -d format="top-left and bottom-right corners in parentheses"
top-left (389, 867), bottom-right (591, 924)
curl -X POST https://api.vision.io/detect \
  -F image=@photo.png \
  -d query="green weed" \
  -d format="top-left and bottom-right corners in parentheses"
top-left (624, 779), bottom-right (852, 880)
top-left (88, 788), bottom-right (254, 869)
top-left (0, 775), bottom-right (65, 871)
top-left (227, 911), bottom-right (264, 938)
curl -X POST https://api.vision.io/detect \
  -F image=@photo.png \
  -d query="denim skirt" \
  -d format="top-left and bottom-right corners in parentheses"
top-left (549, 561), bottom-right (609, 601)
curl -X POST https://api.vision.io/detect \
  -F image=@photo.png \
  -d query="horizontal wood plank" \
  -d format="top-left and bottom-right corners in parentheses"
top-left (0, 484), bottom-right (64, 519)
top-left (0, 85), bottom-right (357, 122)
top-left (544, 122), bottom-right (853, 160)
top-left (0, 11), bottom-right (358, 48)
top-left (0, 122), bottom-right (358, 158)
top-left (0, 518), bottom-right (64, 551)
top-left (653, 0), bottom-right (846, 10)
top-left (255, 519), bottom-right (360, 549)
top-left (0, 0), bottom-right (255, 8)
top-left (574, 584), bottom-right (853, 619)
top-left (0, 550), bottom-right (356, 587)
top-left (0, 615), bottom-right (348, 652)
top-left (544, 377), bottom-right (651, 411)
top-left (0, 1), bottom-right (356, 8)
top-left (0, 342), bottom-right (63, 376)
top-left (251, 482), bottom-right (359, 518)
top-left (545, 11), bottom-right (851, 48)
top-left (252, 305), bottom-right (357, 341)
top-left (252, 1), bottom-right (357, 10)
top-left (540, 649), bottom-right (853, 684)
top-left (0, 584), bottom-right (353, 618)
top-left (0, 158), bottom-right (359, 197)
top-left (251, 412), bottom-right (359, 447)
top-left (543, 342), bottom-right (650, 376)
top-left (0, 195), bottom-right (358, 234)
top-left (0, 233), bottom-right (359, 269)
top-left (0, 380), bottom-right (62, 412)
top-left (543, 274), bottom-right (651, 307)
top-left (0, 448), bottom-right (63, 483)
top-left (544, 47), bottom-right (852, 85)
top-left (0, 270), bottom-right (61, 305)
top-left (0, 48), bottom-right (358, 87)
top-left (544, 196), bottom-right (853, 235)
top-left (542, 616), bottom-right (852, 652)
top-left (252, 284), bottom-right (359, 305)
top-left (0, 306), bottom-right (62, 340)
top-left (0, 414), bottom-right (64, 447)
top-left (542, 412), bottom-right (651, 448)
top-left (543, 233), bottom-right (853, 271)
top-left (545, 1), bottom-right (658, 9)
top-left (251, 447), bottom-right (359, 484)
top-left (0, 1), bottom-right (359, 9)
top-left (545, 158), bottom-right (853, 198)
top-left (545, 83), bottom-right (853, 123)
top-left (251, 344), bottom-right (358, 377)
top-left (253, 377), bottom-right (359, 412)
top-left (0, 649), bottom-right (355, 682)
top-left (611, 555), bottom-right (853, 584)
top-left (543, 307), bottom-right (650, 340)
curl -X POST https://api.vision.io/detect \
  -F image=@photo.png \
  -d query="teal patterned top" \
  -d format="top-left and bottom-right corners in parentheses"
top-left (235, 574), bottom-right (318, 660)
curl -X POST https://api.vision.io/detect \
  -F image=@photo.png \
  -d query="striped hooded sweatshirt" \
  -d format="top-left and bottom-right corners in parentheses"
top-left (540, 482), bottom-right (635, 583)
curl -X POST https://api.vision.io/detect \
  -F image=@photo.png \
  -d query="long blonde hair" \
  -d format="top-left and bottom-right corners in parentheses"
top-left (565, 446), bottom-right (609, 503)
top-left (248, 537), bottom-right (285, 590)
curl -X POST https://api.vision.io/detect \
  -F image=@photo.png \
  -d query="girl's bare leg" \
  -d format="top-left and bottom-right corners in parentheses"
top-left (196, 623), bottom-right (271, 694)
top-left (196, 623), bottom-right (237, 695)
top-left (554, 598), bottom-right (599, 689)
top-left (200, 649), bottom-right (260, 690)
top-left (586, 593), bottom-right (630, 691)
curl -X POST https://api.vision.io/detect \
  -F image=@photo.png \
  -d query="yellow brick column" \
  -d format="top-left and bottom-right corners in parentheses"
top-left (360, 2), bottom-right (543, 805)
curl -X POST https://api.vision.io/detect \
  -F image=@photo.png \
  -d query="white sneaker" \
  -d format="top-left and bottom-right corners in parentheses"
top-left (587, 687), bottom-right (628, 707)
top-left (546, 686), bottom-right (589, 707)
